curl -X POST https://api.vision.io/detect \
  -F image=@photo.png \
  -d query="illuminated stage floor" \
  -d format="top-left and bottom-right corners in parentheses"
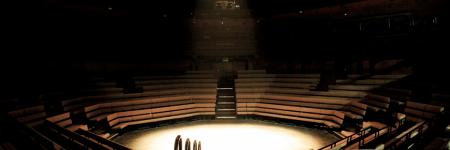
top-left (113, 120), bottom-right (339, 150)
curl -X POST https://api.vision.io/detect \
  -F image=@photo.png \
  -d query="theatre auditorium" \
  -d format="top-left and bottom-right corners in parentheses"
top-left (1, 0), bottom-right (449, 149)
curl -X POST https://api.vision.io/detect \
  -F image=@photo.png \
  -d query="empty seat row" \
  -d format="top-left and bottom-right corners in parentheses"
top-left (142, 83), bottom-right (217, 91)
top-left (237, 74), bottom-right (320, 78)
top-left (133, 74), bottom-right (216, 80)
top-left (361, 94), bottom-right (391, 113)
top-left (347, 74), bottom-right (408, 79)
top-left (335, 79), bottom-right (396, 85)
top-left (136, 79), bottom-right (217, 85)
top-left (8, 105), bottom-right (47, 128)
top-left (238, 102), bottom-right (345, 128)
top-left (235, 82), bottom-right (314, 89)
top-left (237, 93), bottom-right (367, 120)
top-left (236, 78), bottom-right (319, 83)
top-left (404, 101), bottom-right (444, 123)
top-left (107, 104), bottom-right (215, 130)
top-left (63, 88), bottom-right (216, 113)
top-left (85, 94), bottom-right (215, 122)
top-left (46, 112), bottom-right (88, 132)
top-left (343, 101), bottom-right (368, 120)
top-left (237, 70), bottom-right (266, 74)
top-left (237, 87), bottom-right (367, 98)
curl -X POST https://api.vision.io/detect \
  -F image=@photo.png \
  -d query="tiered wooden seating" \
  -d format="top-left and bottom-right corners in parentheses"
top-left (335, 77), bottom-right (400, 85)
top-left (85, 94), bottom-right (215, 122)
top-left (361, 94), bottom-right (391, 113)
top-left (237, 93), bottom-right (349, 128)
top-left (237, 70), bottom-right (266, 74)
top-left (362, 102), bottom-right (443, 149)
top-left (44, 120), bottom-right (109, 150)
top-left (235, 71), bottom-right (378, 128)
top-left (237, 87), bottom-right (367, 98)
top-left (107, 103), bottom-right (215, 130)
top-left (63, 73), bottom-right (217, 114)
top-left (7, 105), bottom-right (47, 128)
top-left (404, 101), bottom-right (444, 123)
top-left (235, 72), bottom-right (370, 99)
top-left (61, 79), bottom-right (124, 113)
top-left (343, 101), bottom-right (368, 120)
top-left (46, 112), bottom-right (88, 132)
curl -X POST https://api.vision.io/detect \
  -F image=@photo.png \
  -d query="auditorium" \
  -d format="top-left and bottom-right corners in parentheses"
top-left (1, 0), bottom-right (449, 149)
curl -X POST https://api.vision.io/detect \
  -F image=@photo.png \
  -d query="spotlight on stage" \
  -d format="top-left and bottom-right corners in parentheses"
top-left (113, 120), bottom-right (338, 150)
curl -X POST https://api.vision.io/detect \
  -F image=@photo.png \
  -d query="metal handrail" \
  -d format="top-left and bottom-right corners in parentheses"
top-left (318, 127), bottom-right (373, 150)
top-left (383, 121), bottom-right (426, 149)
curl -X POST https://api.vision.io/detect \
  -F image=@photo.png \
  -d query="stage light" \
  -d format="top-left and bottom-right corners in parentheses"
top-left (114, 120), bottom-right (337, 150)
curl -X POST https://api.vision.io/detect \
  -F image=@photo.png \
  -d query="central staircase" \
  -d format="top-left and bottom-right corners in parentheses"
top-left (215, 74), bottom-right (237, 119)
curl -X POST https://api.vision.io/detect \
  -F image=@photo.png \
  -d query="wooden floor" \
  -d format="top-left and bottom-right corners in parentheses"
top-left (113, 120), bottom-right (340, 150)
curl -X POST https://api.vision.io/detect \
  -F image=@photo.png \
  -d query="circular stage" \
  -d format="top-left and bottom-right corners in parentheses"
top-left (113, 120), bottom-right (339, 150)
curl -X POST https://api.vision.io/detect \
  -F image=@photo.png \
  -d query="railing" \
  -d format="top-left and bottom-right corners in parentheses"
top-left (358, 126), bottom-right (393, 147)
top-left (175, 135), bottom-right (201, 150)
top-left (382, 121), bottom-right (426, 150)
top-left (5, 115), bottom-right (64, 150)
top-left (44, 121), bottom-right (110, 150)
top-left (75, 129), bottom-right (131, 150)
top-left (318, 127), bottom-right (373, 150)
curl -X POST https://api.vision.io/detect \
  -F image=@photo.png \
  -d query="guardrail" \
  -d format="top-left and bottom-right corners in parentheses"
top-left (75, 129), bottom-right (131, 150)
top-left (382, 121), bottom-right (426, 150)
top-left (319, 127), bottom-right (373, 150)
top-left (6, 115), bottom-right (64, 150)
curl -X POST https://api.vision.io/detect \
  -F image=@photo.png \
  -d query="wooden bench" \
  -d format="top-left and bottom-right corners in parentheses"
top-left (236, 78), bottom-right (319, 83)
top-left (236, 82), bottom-right (314, 89)
top-left (335, 79), bottom-right (396, 85)
top-left (328, 85), bottom-right (377, 91)
top-left (85, 94), bottom-right (216, 122)
top-left (63, 88), bottom-right (216, 113)
top-left (237, 87), bottom-right (367, 98)
top-left (238, 102), bottom-right (345, 128)
top-left (404, 101), bottom-right (444, 123)
top-left (133, 75), bottom-right (216, 80)
top-left (142, 83), bottom-right (217, 91)
top-left (236, 94), bottom-right (350, 128)
top-left (8, 105), bottom-right (47, 128)
top-left (237, 70), bottom-right (266, 74)
top-left (46, 112), bottom-right (88, 132)
top-left (361, 94), bottom-right (390, 113)
top-left (347, 74), bottom-right (407, 79)
top-left (107, 104), bottom-right (215, 130)
top-left (237, 74), bottom-right (320, 78)
top-left (343, 101), bottom-right (368, 120)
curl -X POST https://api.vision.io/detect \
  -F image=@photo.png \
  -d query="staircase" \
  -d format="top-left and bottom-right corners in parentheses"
top-left (215, 75), bottom-right (237, 119)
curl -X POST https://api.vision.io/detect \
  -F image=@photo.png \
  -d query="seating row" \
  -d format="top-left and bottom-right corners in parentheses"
top-left (63, 88), bottom-right (216, 113)
top-left (236, 87), bottom-right (367, 98)
top-left (404, 101), bottom-right (444, 123)
top-left (236, 93), bottom-right (369, 127)
top-left (107, 104), bottom-right (215, 130)
top-left (84, 94), bottom-right (215, 122)
top-left (46, 112), bottom-right (88, 132)
top-left (237, 102), bottom-right (345, 128)
top-left (8, 105), bottom-right (47, 128)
